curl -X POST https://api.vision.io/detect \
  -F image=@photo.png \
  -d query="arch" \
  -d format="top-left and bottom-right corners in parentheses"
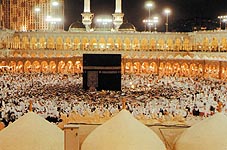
top-left (204, 64), bottom-right (210, 78)
top-left (39, 37), bottom-right (46, 49)
top-left (115, 38), bottom-right (122, 50)
top-left (205, 64), bottom-right (216, 78)
top-left (22, 53), bottom-right (28, 57)
top-left (0, 61), bottom-right (7, 66)
top-left (210, 64), bottom-right (219, 79)
top-left (30, 37), bottom-right (37, 50)
top-left (32, 61), bottom-right (41, 73)
top-left (66, 61), bottom-right (74, 74)
top-left (39, 53), bottom-right (45, 58)
top-left (133, 62), bottom-right (141, 74)
top-left (107, 38), bottom-right (114, 50)
top-left (211, 37), bottom-right (218, 52)
top-left (47, 37), bottom-right (55, 49)
top-left (149, 62), bottom-right (158, 74)
top-left (73, 38), bottom-right (80, 50)
top-left (157, 39), bottom-right (165, 51)
top-left (9, 61), bottom-right (17, 73)
top-left (64, 37), bottom-right (71, 50)
top-left (56, 53), bottom-right (63, 57)
top-left (141, 38), bottom-right (148, 50)
top-left (81, 38), bottom-right (89, 50)
top-left (12, 36), bottom-right (20, 49)
top-left (89, 38), bottom-right (97, 50)
top-left (202, 37), bottom-right (209, 51)
top-left (195, 41), bottom-right (202, 51)
top-left (132, 38), bottom-right (139, 50)
top-left (24, 60), bottom-right (32, 73)
top-left (0, 61), bottom-right (9, 73)
top-left (159, 62), bottom-right (165, 76)
top-left (98, 37), bottom-right (106, 50)
top-left (224, 66), bottom-right (227, 80)
top-left (64, 53), bottom-right (71, 57)
top-left (221, 66), bottom-right (226, 80)
top-left (172, 63), bottom-right (180, 76)
top-left (166, 38), bottom-right (173, 51)
top-left (190, 63), bottom-right (198, 77)
top-left (165, 62), bottom-right (172, 76)
top-left (56, 37), bottom-right (63, 50)
top-left (21, 36), bottom-right (29, 50)
top-left (41, 61), bottom-right (48, 73)
top-left (181, 63), bottom-right (189, 77)
top-left (31, 53), bottom-right (37, 58)
top-left (47, 53), bottom-right (54, 58)
top-left (141, 62), bottom-right (149, 73)
top-left (220, 38), bottom-right (227, 52)
top-left (58, 61), bottom-right (66, 73)
top-left (124, 38), bottom-right (131, 50)
top-left (0, 61), bottom-right (7, 73)
top-left (183, 38), bottom-right (190, 51)
top-left (75, 61), bottom-right (82, 73)
top-left (175, 38), bottom-right (182, 51)
top-left (125, 62), bottom-right (133, 73)
top-left (149, 39), bottom-right (156, 51)
top-left (198, 64), bottom-right (204, 77)
top-left (17, 61), bottom-right (23, 73)
top-left (49, 61), bottom-right (57, 73)
top-left (13, 52), bottom-right (19, 57)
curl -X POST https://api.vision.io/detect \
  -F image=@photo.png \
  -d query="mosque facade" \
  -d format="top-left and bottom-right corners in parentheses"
top-left (1, 0), bottom-right (227, 80)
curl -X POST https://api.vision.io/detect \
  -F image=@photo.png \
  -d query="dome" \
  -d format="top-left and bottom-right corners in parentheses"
top-left (174, 113), bottom-right (227, 150)
top-left (81, 109), bottom-right (166, 150)
top-left (0, 112), bottom-right (64, 150)
top-left (68, 21), bottom-right (86, 32)
top-left (119, 22), bottom-right (136, 32)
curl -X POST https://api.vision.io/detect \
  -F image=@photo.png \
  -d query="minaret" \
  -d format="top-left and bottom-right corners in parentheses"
top-left (81, 0), bottom-right (94, 32)
top-left (112, 0), bottom-right (124, 31)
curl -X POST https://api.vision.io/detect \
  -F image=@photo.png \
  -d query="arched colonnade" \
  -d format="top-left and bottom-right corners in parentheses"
top-left (5, 32), bottom-right (227, 52)
top-left (1, 57), bottom-right (227, 80)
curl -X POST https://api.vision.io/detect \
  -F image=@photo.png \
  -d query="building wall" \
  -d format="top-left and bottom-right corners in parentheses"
top-left (1, 30), bottom-right (227, 80)
top-left (2, 0), bottom-right (10, 29)
top-left (2, 30), bottom-right (227, 52)
top-left (0, 56), bottom-right (227, 80)
top-left (1, 0), bottom-right (64, 31)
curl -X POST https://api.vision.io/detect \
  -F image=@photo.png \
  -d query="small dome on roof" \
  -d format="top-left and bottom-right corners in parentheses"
top-left (0, 112), bottom-right (63, 150)
top-left (68, 21), bottom-right (86, 32)
top-left (81, 109), bottom-right (165, 150)
top-left (119, 22), bottom-right (136, 32)
top-left (174, 113), bottom-right (227, 150)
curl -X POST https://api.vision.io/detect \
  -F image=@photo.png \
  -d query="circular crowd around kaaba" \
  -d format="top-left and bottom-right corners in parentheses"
top-left (0, 73), bottom-right (226, 127)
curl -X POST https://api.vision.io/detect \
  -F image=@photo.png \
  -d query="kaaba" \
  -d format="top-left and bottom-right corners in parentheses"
top-left (83, 54), bottom-right (121, 91)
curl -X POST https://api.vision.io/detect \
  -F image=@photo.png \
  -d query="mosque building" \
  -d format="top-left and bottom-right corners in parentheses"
top-left (0, 0), bottom-right (227, 79)
top-left (1, 1), bottom-right (227, 150)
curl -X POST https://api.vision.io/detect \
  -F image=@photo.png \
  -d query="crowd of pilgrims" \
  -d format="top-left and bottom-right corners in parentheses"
top-left (0, 72), bottom-right (227, 127)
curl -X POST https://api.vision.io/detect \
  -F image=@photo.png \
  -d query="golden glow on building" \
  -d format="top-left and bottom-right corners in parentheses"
top-left (2, 0), bottom-right (64, 31)
top-left (1, 29), bottom-right (227, 81)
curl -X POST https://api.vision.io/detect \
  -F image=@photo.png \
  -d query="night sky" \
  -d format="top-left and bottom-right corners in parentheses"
top-left (64, 0), bottom-right (227, 31)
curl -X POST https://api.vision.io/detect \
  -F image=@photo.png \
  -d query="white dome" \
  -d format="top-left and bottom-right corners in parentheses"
top-left (174, 113), bottom-right (227, 150)
top-left (81, 109), bottom-right (166, 150)
top-left (0, 112), bottom-right (64, 150)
